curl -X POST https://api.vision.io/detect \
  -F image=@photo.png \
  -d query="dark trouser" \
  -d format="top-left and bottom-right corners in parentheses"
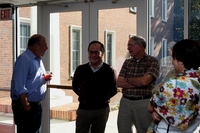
top-left (12, 101), bottom-right (42, 133)
top-left (76, 107), bottom-right (110, 133)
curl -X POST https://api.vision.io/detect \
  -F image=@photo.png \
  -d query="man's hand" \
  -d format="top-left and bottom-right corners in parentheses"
top-left (20, 94), bottom-right (31, 111)
top-left (151, 111), bottom-right (161, 123)
top-left (117, 76), bottom-right (135, 88)
top-left (44, 72), bottom-right (53, 81)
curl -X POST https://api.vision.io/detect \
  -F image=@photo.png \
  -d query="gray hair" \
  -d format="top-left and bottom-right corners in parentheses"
top-left (130, 35), bottom-right (146, 49)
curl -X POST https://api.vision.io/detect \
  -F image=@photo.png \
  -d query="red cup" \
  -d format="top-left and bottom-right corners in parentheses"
top-left (44, 71), bottom-right (52, 80)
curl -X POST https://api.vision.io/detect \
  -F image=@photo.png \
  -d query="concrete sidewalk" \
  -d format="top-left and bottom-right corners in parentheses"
top-left (0, 110), bottom-right (120, 133)
top-left (50, 110), bottom-right (120, 133)
top-left (1, 110), bottom-right (200, 133)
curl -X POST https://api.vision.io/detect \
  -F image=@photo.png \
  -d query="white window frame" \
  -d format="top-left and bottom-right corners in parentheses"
top-left (162, 38), bottom-right (168, 66)
top-left (70, 25), bottom-right (82, 77)
top-left (149, 0), bottom-right (154, 18)
top-left (18, 17), bottom-right (31, 55)
top-left (20, 22), bottom-right (30, 54)
top-left (105, 30), bottom-right (116, 66)
top-left (149, 37), bottom-right (154, 56)
top-left (162, 0), bottom-right (167, 22)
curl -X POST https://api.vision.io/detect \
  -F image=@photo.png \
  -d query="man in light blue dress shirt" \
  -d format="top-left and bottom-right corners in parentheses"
top-left (11, 34), bottom-right (52, 133)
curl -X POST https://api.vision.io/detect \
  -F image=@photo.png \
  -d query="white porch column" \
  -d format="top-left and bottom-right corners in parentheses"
top-left (37, 6), bottom-right (51, 133)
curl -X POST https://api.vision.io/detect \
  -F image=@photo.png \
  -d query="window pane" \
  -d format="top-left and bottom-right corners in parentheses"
top-left (107, 34), bottom-right (112, 65)
top-left (72, 29), bottom-right (80, 73)
top-left (152, 0), bottom-right (184, 84)
top-left (188, 0), bottom-right (200, 40)
top-left (107, 34), bottom-right (112, 50)
top-left (20, 23), bottom-right (30, 54)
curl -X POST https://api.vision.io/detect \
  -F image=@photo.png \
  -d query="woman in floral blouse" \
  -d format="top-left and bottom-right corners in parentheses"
top-left (147, 39), bottom-right (200, 133)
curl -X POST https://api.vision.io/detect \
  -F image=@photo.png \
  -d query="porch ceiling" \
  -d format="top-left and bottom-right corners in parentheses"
top-left (0, 0), bottom-right (111, 7)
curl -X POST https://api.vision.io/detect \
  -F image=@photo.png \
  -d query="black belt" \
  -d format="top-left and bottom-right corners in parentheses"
top-left (29, 102), bottom-right (41, 106)
top-left (123, 94), bottom-right (151, 100)
top-left (12, 100), bottom-right (41, 106)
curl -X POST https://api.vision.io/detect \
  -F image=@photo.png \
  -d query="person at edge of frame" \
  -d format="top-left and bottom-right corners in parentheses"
top-left (10, 34), bottom-right (52, 133)
top-left (147, 39), bottom-right (200, 133)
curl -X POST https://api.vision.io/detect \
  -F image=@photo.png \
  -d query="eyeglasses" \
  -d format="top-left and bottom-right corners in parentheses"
top-left (88, 50), bottom-right (101, 55)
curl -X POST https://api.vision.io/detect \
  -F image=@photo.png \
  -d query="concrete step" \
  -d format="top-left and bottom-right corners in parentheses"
top-left (0, 123), bottom-right (14, 133)
top-left (50, 103), bottom-right (78, 121)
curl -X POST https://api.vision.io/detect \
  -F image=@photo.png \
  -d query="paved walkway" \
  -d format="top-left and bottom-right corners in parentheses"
top-left (50, 110), bottom-right (120, 133)
top-left (0, 110), bottom-right (121, 133)
top-left (1, 110), bottom-right (200, 133)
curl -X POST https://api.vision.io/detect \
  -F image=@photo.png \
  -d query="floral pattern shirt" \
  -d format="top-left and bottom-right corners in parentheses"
top-left (151, 69), bottom-right (200, 130)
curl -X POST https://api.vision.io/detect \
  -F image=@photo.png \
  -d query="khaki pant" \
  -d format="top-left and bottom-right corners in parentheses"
top-left (117, 97), bottom-right (152, 133)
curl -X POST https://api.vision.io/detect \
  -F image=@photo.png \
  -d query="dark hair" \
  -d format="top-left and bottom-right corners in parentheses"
top-left (172, 39), bottom-right (200, 70)
top-left (130, 36), bottom-right (146, 49)
top-left (28, 34), bottom-right (44, 47)
top-left (88, 40), bottom-right (105, 53)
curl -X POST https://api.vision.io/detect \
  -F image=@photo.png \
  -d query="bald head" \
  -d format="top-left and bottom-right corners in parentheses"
top-left (28, 34), bottom-right (48, 58)
top-left (28, 34), bottom-right (45, 48)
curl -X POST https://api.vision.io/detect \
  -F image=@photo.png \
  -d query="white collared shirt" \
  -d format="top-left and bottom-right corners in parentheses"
top-left (89, 62), bottom-right (103, 72)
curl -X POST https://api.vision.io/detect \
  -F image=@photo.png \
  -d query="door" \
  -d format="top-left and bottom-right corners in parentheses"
top-left (38, 0), bottom-right (145, 132)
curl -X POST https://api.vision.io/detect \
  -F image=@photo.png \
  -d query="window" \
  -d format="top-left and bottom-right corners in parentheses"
top-left (105, 30), bottom-right (116, 66)
top-left (149, 0), bottom-right (154, 18)
top-left (70, 25), bottom-right (82, 77)
top-left (20, 23), bottom-right (30, 54)
top-left (162, 0), bottom-right (167, 22)
top-left (149, 37), bottom-right (154, 56)
top-left (106, 34), bottom-right (112, 65)
top-left (161, 39), bottom-right (167, 66)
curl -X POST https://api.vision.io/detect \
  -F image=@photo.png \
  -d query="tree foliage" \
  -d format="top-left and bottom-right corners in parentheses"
top-left (188, 0), bottom-right (200, 41)
top-left (174, 0), bottom-right (184, 41)
top-left (174, 0), bottom-right (200, 41)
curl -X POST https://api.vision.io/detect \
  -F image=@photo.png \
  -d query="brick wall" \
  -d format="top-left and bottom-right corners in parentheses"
top-left (0, 20), bottom-right (13, 89)
top-left (19, 7), bottom-right (31, 18)
top-left (59, 8), bottom-right (136, 86)
top-left (0, 7), bottom-right (31, 90)
top-left (0, 90), bottom-right (10, 98)
top-left (59, 11), bottom-right (82, 85)
top-left (0, 7), bottom-right (134, 104)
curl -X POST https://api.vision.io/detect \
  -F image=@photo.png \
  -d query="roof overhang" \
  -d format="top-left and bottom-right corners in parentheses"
top-left (0, 0), bottom-right (108, 7)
